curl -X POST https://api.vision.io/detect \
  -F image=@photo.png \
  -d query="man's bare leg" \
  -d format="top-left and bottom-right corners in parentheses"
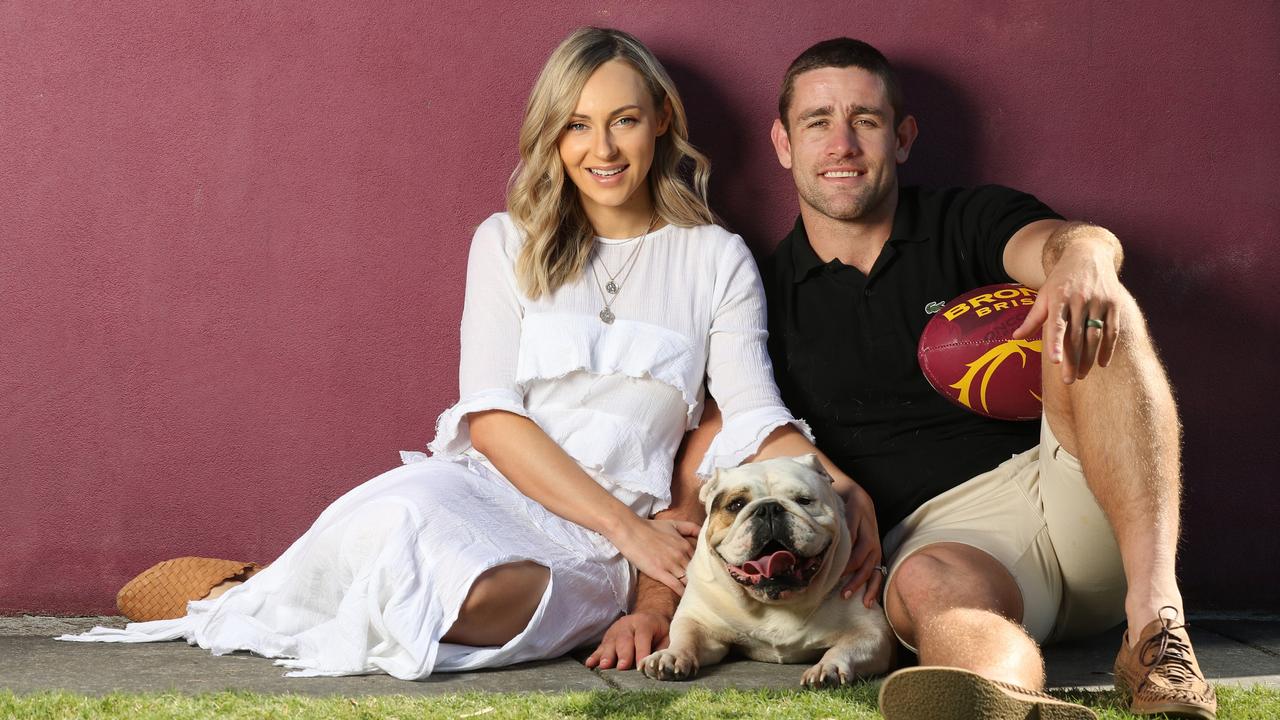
top-left (1041, 292), bottom-right (1183, 635)
top-left (1043, 293), bottom-right (1213, 717)
top-left (889, 290), bottom-right (1186, 662)
top-left (885, 543), bottom-right (1043, 689)
top-left (880, 546), bottom-right (1098, 719)
top-left (882, 291), bottom-right (1201, 718)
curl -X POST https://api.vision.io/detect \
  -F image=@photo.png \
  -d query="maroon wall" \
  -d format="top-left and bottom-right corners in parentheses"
top-left (3, 2), bottom-right (1277, 614)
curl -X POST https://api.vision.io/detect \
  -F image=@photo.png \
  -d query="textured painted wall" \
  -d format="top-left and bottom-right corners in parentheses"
top-left (3, 1), bottom-right (1277, 614)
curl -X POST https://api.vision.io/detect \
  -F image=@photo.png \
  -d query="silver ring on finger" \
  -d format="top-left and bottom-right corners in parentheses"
top-left (875, 564), bottom-right (888, 576)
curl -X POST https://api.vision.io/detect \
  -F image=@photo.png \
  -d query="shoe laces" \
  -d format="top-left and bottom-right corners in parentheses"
top-left (1136, 606), bottom-right (1199, 691)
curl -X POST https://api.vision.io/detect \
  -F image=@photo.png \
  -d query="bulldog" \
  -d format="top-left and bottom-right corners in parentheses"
top-left (639, 454), bottom-right (894, 687)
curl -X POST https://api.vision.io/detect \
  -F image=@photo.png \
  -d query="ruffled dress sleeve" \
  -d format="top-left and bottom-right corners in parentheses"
top-left (424, 215), bottom-right (531, 460)
top-left (697, 235), bottom-right (813, 477)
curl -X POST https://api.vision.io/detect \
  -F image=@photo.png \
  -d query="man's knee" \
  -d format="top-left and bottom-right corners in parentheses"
top-left (886, 544), bottom-right (1023, 647)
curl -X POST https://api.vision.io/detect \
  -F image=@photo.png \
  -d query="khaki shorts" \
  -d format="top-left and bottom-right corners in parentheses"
top-left (881, 418), bottom-right (1126, 651)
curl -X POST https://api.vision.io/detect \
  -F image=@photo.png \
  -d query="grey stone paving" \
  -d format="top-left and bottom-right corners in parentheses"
top-left (1200, 619), bottom-right (1280, 658)
top-left (2, 615), bottom-right (1277, 696)
top-left (1039, 623), bottom-right (1280, 690)
top-left (0, 615), bottom-right (123, 636)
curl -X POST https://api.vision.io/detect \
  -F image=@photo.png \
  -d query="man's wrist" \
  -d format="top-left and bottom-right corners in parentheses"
top-left (652, 509), bottom-right (701, 524)
top-left (1043, 223), bottom-right (1123, 274)
top-left (632, 574), bottom-right (679, 617)
top-left (631, 598), bottom-right (677, 618)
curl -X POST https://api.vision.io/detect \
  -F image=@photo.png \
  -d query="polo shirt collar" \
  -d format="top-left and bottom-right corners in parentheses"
top-left (786, 216), bottom-right (826, 283)
top-left (786, 187), bottom-right (927, 284)
top-left (888, 186), bottom-right (928, 246)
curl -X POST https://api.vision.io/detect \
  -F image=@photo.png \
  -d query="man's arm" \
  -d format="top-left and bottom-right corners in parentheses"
top-left (1005, 219), bottom-right (1126, 384)
top-left (584, 399), bottom-right (719, 671)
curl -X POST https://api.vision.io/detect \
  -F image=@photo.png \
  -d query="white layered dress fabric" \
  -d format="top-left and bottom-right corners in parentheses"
top-left (59, 213), bottom-right (811, 679)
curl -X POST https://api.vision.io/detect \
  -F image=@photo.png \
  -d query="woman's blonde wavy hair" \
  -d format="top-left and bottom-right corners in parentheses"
top-left (508, 27), bottom-right (714, 299)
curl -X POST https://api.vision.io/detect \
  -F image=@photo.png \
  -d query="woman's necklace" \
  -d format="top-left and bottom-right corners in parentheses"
top-left (590, 214), bottom-right (657, 324)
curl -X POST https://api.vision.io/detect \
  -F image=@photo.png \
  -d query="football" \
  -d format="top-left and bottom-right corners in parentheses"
top-left (917, 283), bottom-right (1043, 421)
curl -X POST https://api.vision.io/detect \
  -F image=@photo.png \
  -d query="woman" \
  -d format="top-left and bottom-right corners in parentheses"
top-left (63, 27), bottom-right (872, 679)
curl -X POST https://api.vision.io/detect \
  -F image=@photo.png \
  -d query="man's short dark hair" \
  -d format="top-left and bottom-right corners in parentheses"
top-left (778, 38), bottom-right (903, 129)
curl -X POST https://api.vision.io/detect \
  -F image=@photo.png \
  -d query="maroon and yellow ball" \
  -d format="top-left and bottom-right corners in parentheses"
top-left (917, 283), bottom-right (1043, 421)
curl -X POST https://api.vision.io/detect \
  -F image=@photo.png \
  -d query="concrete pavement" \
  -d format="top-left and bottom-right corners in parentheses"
top-left (2, 614), bottom-right (1277, 696)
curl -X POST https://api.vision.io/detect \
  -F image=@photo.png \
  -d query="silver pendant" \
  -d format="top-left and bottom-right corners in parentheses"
top-left (599, 307), bottom-right (615, 324)
top-left (605, 280), bottom-right (618, 294)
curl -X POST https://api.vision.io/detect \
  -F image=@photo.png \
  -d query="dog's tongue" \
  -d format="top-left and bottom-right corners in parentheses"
top-left (742, 550), bottom-right (796, 579)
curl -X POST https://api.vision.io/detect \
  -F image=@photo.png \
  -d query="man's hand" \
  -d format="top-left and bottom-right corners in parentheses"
top-left (837, 481), bottom-right (883, 607)
top-left (584, 610), bottom-right (671, 671)
top-left (1009, 222), bottom-right (1125, 385)
top-left (586, 571), bottom-right (679, 670)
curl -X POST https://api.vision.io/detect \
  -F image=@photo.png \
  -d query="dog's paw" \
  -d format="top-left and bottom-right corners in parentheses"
top-left (639, 649), bottom-right (699, 681)
top-left (801, 659), bottom-right (853, 689)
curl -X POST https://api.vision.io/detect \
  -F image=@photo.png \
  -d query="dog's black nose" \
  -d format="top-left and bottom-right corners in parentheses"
top-left (753, 501), bottom-right (779, 519)
top-left (752, 501), bottom-right (792, 540)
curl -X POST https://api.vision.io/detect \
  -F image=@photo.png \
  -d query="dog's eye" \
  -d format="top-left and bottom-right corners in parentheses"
top-left (726, 498), bottom-right (747, 513)
top-left (795, 496), bottom-right (812, 506)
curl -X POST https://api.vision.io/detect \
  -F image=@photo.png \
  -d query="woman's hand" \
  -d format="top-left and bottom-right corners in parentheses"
top-left (837, 482), bottom-right (883, 607)
top-left (606, 516), bottom-right (700, 595)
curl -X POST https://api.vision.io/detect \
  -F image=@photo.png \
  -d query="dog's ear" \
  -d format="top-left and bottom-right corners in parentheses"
top-left (795, 453), bottom-right (832, 483)
top-left (698, 468), bottom-right (722, 507)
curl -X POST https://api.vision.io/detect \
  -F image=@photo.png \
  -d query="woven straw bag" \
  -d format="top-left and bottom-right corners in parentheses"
top-left (116, 557), bottom-right (259, 622)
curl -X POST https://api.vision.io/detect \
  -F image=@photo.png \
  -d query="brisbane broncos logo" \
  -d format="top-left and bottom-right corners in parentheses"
top-left (949, 339), bottom-right (1043, 414)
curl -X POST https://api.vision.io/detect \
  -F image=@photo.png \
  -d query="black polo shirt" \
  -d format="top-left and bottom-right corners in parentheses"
top-left (760, 185), bottom-right (1063, 534)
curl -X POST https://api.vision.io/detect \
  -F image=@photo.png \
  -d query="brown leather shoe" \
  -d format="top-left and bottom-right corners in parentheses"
top-left (116, 557), bottom-right (259, 622)
top-left (1113, 606), bottom-right (1217, 719)
top-left (878, 666), bottom-right (1096, 720)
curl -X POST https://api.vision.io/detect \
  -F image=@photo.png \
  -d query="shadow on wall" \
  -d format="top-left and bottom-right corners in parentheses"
top-left (895, 60), bottom-right (985, 190)
top-left (662, 59), bottom-right (757, 239)
top-left (1121, 242), bottom-right (1280, 610)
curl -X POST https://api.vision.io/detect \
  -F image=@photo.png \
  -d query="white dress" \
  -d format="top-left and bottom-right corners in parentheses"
top-left (59, 213), bottom-right (811, 679)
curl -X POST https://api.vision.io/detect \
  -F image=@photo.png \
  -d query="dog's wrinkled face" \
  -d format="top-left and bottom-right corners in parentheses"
top-left (699, 454), bottom-right (844, 603)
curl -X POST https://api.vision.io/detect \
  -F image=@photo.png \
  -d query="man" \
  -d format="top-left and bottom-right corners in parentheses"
top-left (588, 38), bottom-right (1215, 720)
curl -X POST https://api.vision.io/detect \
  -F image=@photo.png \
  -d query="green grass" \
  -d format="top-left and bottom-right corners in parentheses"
top-left (2, 686), bottom-right (1277, 719)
